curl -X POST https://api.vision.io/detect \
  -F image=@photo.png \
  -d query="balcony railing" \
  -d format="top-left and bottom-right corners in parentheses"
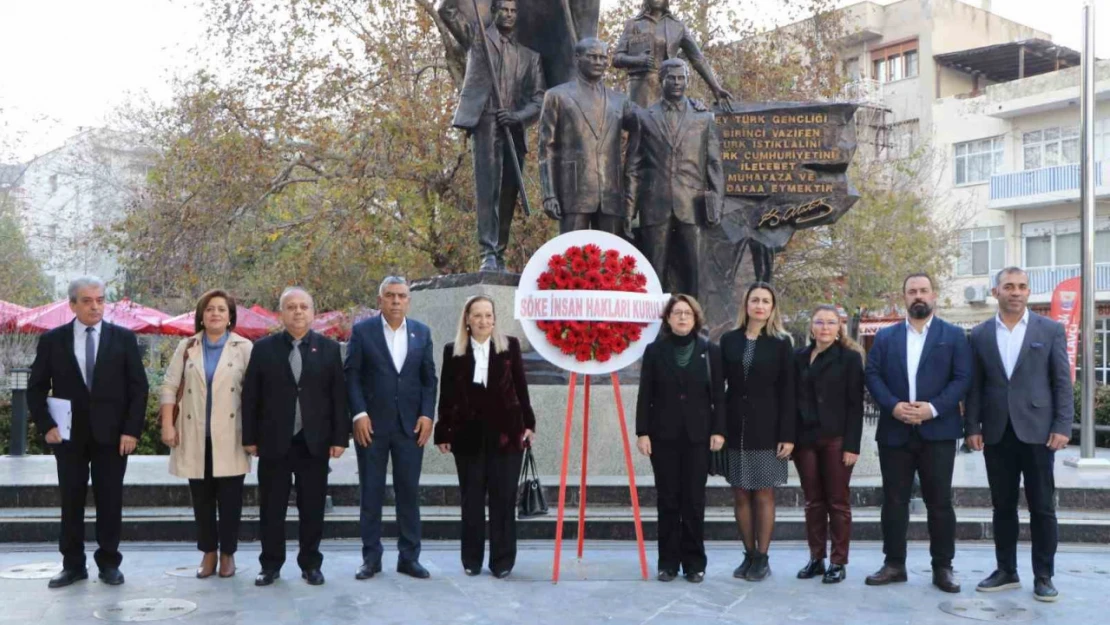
top-left (989, 162), bottom-right (1106, 206)
top-left (841, 79), bottom-right (883, 105)
top-left (1026, 263), bottom-right (1110, 295)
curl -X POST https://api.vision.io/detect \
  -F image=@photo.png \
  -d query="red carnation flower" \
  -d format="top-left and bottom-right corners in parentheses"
top-left (600, 275), bottom-right (617, 289)
top-left (575, 345), bottom-right (593, 362)
top-left (566, 246), bottom-right (583, 259)
top-left (603, 258), bottom-right (621, 274)
top-left (547, 254), bottom-right (565, 270)
top-left (538, 272), bottom-right (555, 289)
top-left (583, 243), bottom-right (602, 259)
top-left (620, 255), bottom-right (637, 271)
top-left (586, 255), bottom-right (602, 270)
top-left (604, 249), bottom-right (620, 262)
top-left (634, 274), bottom-right (648, 289)
top-left (571, 277), bottom-right (589, 290)
top-left (596, 346), bottom-right (613, 362)
top-left (612, 337), bottom-right (628, 353)
top-left (585, 270), bottom-right (603, 287)
top-left (627, 326), bottom-right (643, 341)
top-left (571, 257), bottom-right (589, 273)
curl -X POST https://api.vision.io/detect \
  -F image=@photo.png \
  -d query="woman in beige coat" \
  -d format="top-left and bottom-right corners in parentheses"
top-left (161, 289), bottom-right (253, 578)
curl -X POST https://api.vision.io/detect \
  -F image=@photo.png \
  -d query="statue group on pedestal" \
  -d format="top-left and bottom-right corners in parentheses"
top-left (440, 0), bottom-right (733, 299)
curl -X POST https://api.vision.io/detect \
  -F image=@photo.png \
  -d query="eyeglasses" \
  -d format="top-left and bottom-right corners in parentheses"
top-left (812, 320), bottom-right (839, 328)
top-left (670, 310), bottom-right (695, 319)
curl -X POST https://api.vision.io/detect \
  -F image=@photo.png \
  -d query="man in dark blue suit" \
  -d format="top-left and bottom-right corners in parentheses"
top-left (346, 277), bottom-right (438, 579)
top-left (864, 273), bottom-right (971, 593)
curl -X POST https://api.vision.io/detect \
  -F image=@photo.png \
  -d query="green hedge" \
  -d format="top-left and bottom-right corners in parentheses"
top-left (1073, 383), bottom-right (1110, 448)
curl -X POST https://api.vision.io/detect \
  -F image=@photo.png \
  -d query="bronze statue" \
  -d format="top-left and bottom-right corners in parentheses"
top-left (538, 38), bottom-right (636, 234)
top-left (626, 59), bottom-right (723, 300)
top-left (612, 0), bottom-right (732, 109)
top-left (440, 0), bottom-right (546, 272)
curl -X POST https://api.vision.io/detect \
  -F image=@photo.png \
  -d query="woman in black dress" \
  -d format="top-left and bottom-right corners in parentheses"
top-left (720, 281), bottom-right (795, 582)
top-left (635, 294), bottom-right (726, 583)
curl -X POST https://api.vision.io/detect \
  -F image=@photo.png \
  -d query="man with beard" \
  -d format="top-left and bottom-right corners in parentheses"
top-left (863, 273), bottom-right (971, 594)
top-left (964, 267), bottom-right (1071, 603)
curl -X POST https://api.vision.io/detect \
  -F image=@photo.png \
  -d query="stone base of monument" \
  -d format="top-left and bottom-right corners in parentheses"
top-left (409, 271), bottom-right (882, 478)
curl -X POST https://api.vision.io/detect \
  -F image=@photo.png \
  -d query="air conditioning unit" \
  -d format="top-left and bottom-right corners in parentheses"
top-left (964, 285), bottom-right (990, 303)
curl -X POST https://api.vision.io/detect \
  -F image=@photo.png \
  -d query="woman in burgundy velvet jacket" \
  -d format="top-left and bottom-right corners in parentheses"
top-left (434, 295), bottom-right (536, 578)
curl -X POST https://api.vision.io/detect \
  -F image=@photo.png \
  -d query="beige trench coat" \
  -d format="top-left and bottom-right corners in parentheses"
top-left (161, 332), bottom-right (253, 479)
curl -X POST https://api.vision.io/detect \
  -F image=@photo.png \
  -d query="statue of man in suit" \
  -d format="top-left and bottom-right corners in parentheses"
top-left (626, 58), bottom-right (723, 300)
top-left (440, 0), bottom-right (546, 272)
top-left (538, 37), bottom-right (637, 234)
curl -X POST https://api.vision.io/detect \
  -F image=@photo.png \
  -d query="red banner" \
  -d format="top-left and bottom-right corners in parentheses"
top-left (1048, 277), bottom-right (1082, 382)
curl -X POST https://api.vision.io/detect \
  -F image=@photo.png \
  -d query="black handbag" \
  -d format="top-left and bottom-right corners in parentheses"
top-left (703, 338), bottom-right (730, 477)
top-left (517, 448), bottom-right (548, 518)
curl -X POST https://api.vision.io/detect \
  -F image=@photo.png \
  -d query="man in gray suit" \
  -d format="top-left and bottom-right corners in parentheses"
top-left (965, 266), bottom-right (1073, 603)
top-left (539, 37), bottom-right (637, 235)
top-left (440, 0), bottom-right (546, 271)
top-left (626, 58), bottom-right (723, 300)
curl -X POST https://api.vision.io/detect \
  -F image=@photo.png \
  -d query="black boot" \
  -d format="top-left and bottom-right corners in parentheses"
top-left (797, 559), bottom-right (826, 579)
top-left (745, 552), bottom-right (771, 581)
top-left (733, 551), bottom-right (754, 579)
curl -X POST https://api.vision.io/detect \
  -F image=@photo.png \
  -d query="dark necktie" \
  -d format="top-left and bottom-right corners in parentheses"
top-left (84, 327), bottom-right (95, 390)
top-left (290, 339), bottom-right (303, 435)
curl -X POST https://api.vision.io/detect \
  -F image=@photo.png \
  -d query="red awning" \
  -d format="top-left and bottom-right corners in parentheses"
top-left (249, 304), bottom-right (279, 319)
top-left (0, 300), bottom-right (29, 331)
top-left (14, 300), bottom-right (75, 333)
top-left (162, 306), bottom-right (281, 341)
top-left (14, 299), bottom-right (170, 334)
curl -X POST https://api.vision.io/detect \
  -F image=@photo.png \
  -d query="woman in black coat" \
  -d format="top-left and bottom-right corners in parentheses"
top-left (720, 281), bottom-right (796, 582)
top-left (636, 295), bottom-right (726, 583)
top-left (434, 296), bottom-right (536, 579)
top-left (792, 305), bottom-right (864, 584)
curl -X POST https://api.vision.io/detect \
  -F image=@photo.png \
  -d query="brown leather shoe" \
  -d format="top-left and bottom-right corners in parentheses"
top-left (196, 552), bottom-right (217, 579)
top-left (865, 564), bottom-right (908, 586)
top-left (932, 567), bottom-right (961, 593)
top-left (218, 553), bottom-right (236, 578)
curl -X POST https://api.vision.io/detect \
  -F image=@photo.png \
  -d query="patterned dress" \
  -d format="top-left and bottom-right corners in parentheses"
top-left (725, 337), bottom-right (788, 490)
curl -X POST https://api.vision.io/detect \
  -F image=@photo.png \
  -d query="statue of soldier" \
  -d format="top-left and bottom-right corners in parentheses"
top-left (538, 37), bottom-right (637, 234)
top-left (612, 0), bottom-right (733, 108)
top-left (626, 58), bottom-right (723, 300)
top-left (440, 0), bottom-right (546, 272)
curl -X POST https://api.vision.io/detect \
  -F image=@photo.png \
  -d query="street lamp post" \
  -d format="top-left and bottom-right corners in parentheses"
top-left (8, 368), bottom-right (31, 456)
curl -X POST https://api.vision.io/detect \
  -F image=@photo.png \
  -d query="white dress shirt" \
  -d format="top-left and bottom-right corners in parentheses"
top-left (384, 317), bottom-right (409, 373)
top-left (905, 316), bottom-right (938, 417)
top-left (471, 337), bottom-right (490, 387)
top-left (353, 317), bottom-right (410, 423)
top-left (74, 319), bottom-right (103, 384)
top-left (995, 308), bottom-right (1029, 380)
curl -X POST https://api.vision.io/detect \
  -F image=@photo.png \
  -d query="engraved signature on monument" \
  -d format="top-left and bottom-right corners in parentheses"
top-left (758, 197), bottom-right (834, 228)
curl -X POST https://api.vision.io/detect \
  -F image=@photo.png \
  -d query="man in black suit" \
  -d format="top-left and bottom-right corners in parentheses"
top-left (242, 287), bottom-right (349, 587)
top-left (965, 267), bottom-right (1073, 603)
top-left (28, 276), bottom-right (149, 588)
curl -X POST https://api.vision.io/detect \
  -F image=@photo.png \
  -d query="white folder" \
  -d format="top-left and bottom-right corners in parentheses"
top-left (46, 398), bottom-right (72, 441)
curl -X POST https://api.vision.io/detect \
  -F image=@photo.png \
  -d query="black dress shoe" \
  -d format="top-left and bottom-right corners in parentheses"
top-left (657, 569), bottom-right (677, 582)
top-left (685, 571), bottom-right (705, 584)
top-left (397, 560), bottom-right (430, 579)
top-left (48, 568), bottom-right (88, 589)
top-left (745, 552), bottom-right (771, 581)
top-left (822, 564), bottom-right (846, 584)
top-left (255, 569), bottom-right (280, 586)
top-left (464, 567), bottom-right (481, 576)
top-left (301, 569), bottom-right (325, 586)
top-left (1034, 577), bottom-right (1058, 603)
top-left (355, 561), bottom-right (382, 580)
top-left (932, 567), bottom-right (961, 593)
top-left (733, 551), bottom-right (754, 578)
top-left (976, 569), bottom-right (1021, 592)
top-left (797, 558), bottom-right (826, 579)
top-left (493, 569), bottom-right (511, 579)
top-left (865, 564), bottom-right (908, 586)
top-left (98, 568), bottom-right (124, 586)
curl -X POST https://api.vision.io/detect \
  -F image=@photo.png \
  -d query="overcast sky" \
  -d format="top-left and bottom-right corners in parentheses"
top-left (0, 0), bottom-right (1102, 161)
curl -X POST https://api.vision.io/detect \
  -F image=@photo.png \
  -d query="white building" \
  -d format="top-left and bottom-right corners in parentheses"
top-left (10, 128), bottom-right (153, 299)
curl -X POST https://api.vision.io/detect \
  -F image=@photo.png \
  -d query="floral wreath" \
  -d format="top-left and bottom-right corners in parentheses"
top-left (534, 244), bottom-right (647, 363)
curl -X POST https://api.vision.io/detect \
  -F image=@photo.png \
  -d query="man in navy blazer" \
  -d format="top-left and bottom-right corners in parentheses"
top-left (346, 276), bottom-right (438, 580)
top-left (864, 273), bottom-right (971, 593)
top-left (965, 267), bottom-right (1072, 602)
